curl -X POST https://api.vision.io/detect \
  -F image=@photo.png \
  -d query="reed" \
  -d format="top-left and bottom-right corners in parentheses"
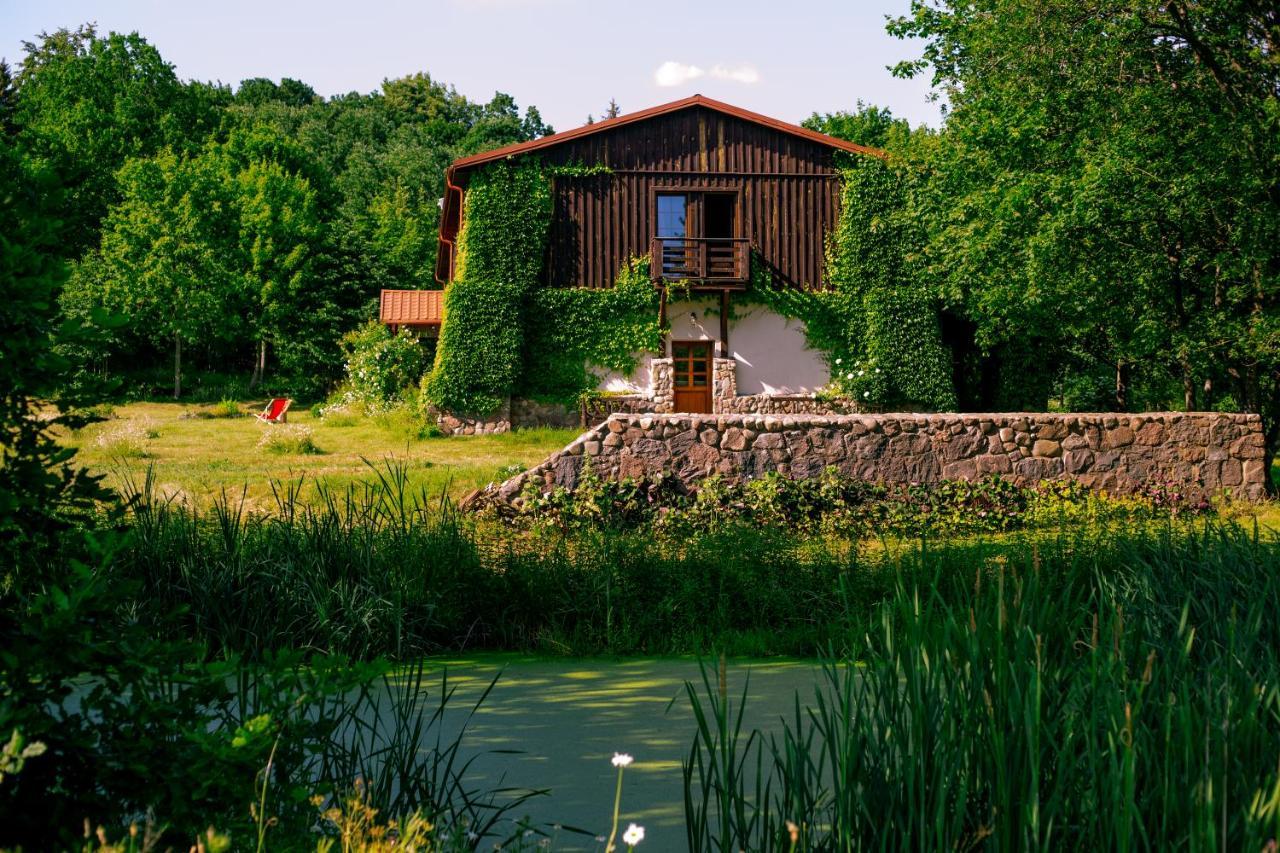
top-left (683, 523), bottom-right (1280, 850)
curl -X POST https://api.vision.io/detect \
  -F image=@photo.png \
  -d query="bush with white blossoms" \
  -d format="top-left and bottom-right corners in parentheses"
top-left (332, 320), bottom-right (430, 414)
top-left (257, 424), bottom-right (321, 455)
top-left (830, 355), bottom-right (888, 407)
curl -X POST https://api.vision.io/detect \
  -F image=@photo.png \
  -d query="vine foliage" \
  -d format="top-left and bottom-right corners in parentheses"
top-left (753, 157), bottom-right (956, 411)
top-left (521, 257), bottom-right (661, 403)
top-left (422, 160), bottom-right (552, 413)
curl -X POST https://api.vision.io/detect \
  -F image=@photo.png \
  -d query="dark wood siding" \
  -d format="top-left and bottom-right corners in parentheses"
top-left (463, 106), bottom-right (845, 291)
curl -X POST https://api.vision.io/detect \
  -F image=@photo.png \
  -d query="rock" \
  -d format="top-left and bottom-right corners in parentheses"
top-left (1032, 439), bottom-right (1062, 458)
top-left (583, 440), bottom-right (601, 456)
top-left (722, 427), bottom-right (749, 452)
top-left (700, 428), bottom-right (720, 446)
top-left (1063, 449), bottom-right (1094, 474)
top-left (1135, 421), bottom-right (1166, 446)
top-left (1103, 426), bottom-right (1135, 449)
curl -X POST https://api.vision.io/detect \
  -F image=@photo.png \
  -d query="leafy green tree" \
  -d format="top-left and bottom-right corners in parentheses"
top-left (234, 76), bottom-right (318, 107)
top-left (87, 149), bottom-right (240, 398)
top-left (13, 26), bottom-right (216, 254)
top-left (890, 0), bottom-right (1280, 482)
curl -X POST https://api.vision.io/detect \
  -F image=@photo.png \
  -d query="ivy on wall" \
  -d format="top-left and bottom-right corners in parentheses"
top-left (422, 159), bottom-right (552, 414)
top-left (520, 257), bottom-right (662, 403)
top-left (751, 157), bottom-right (956, 411)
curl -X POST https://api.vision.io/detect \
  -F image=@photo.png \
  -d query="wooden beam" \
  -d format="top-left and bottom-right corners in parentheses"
top-left (719, 291), bottom-right (729, 355)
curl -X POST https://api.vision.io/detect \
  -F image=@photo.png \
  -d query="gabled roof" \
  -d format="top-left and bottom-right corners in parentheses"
top-left (380, 289), bottom-right (443, 326)
top-left (448, 94), bottom-right (883, 172)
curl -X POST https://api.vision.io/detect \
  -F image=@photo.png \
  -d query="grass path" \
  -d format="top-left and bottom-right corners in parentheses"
top-left (63, 402), bottom-right (578, 509)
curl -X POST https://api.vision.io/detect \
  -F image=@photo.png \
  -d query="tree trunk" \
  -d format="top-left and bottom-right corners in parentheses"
top-left (250, 339), bottom-right (266, 389)
top-left (1202, 377), bottom-right (1213, 410)
top-left (1115, 361), bottom-right (1129, 411)
top-left (173, 334), bottom-right (182, 399)
top-left (1182, 364), bottom-right (1196, 411)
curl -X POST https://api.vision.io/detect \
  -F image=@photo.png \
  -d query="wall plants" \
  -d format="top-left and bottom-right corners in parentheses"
top-left (422, 159), bottom-right (552, 414)
top-left (520, 257), bottom-right (662, 404)
top-left (751, 156), bottom-right (957, 411)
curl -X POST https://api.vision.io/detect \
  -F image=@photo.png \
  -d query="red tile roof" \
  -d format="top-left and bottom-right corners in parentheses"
top-left (379, 289), bottom-right (443, 326)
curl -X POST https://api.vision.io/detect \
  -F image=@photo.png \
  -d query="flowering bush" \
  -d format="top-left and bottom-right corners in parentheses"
top-left (334, 320), bottom-right (430, 413)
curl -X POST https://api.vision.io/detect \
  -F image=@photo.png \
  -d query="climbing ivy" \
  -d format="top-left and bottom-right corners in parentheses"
top-left (422, 159), bottom-right (552, 414)
top-left (521, 257), bottom-right (662, 404)
top-left (750, 157), bottom-right (956, 411)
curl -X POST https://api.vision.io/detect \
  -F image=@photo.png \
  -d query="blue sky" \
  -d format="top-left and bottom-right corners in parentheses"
top-left (1, 0), bottom-right (944, 132)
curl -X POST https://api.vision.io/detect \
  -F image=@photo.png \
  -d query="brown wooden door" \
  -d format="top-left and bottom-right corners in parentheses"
top-left (672, 341), bottom-right (713, 413)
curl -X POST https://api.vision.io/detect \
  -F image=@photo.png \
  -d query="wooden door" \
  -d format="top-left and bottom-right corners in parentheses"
top-left (672, 341), bottom-right (713, 413)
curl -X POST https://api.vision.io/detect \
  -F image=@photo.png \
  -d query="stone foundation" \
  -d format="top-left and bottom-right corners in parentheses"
top-left (435, 400), bottom-right (512, 436)
top-left (717, 394), bottom-right (857, 416)
top-left (510, 398), bottom-right (578, 429)
top-left (481, 412), bottom-right (1268, 505)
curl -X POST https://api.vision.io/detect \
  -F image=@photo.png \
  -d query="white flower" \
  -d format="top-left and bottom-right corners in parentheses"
top-left (834, 358), bottom-right (842, 365)
top-left (858, 370), bottom-right (865, 377)
top-left (863, 391), bottom-right (870, 398)
top-left (875, 367), bottom-right (881, 373)
top-left (612, 752), bottom-right (634, 768)
top-left (845, 372), bottom-right (853, 380)
top-left (622, 824), bottom-right (645, 846)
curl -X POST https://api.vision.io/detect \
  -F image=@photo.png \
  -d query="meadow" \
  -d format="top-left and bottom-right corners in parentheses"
top-left (63, 401), bottom-right (578, 508)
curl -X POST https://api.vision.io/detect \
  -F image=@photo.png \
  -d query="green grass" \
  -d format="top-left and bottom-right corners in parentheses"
top-left (62, 401), bottom-right (578, 507)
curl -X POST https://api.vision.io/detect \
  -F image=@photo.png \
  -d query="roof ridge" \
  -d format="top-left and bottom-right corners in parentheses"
top-left (447, 94), bottom-right (883, 172)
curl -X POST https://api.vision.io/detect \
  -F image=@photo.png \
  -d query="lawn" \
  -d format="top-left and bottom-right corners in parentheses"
top-left (63, 401), bottom-right (579, 509)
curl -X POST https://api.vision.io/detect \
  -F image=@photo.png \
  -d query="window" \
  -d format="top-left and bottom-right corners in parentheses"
top-left (656, 194), bottom-right (687, 239)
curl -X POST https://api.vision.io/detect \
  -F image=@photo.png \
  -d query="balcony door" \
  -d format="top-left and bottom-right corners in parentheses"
top-left (671, 340), bottom-right (713, 413)
top-left (654, 191), bottom-right (744, 282)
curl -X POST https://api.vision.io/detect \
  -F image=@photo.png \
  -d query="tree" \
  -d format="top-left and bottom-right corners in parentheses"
top-left (13, 26), bottom-right (213, 254)
top-left (604, 98), bottom-right (621, 119)
top-left (234, 76), bottom-right (319, 107)
top-left (890, 0), bottom-right (1280, 486)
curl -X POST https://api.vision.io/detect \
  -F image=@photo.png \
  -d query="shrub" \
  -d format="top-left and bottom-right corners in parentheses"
top-left (516, 469), bottom-right (1209, 537)
top-left (258, 424), bottom-right (321, 455)
top-left (337, 320), bottom-right (430, 411)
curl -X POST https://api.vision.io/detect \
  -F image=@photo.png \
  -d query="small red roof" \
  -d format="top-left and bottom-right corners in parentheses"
top-left (448, 94), bottom-right (883, 172)
top-left (380, 289), bottom-right (443, 326)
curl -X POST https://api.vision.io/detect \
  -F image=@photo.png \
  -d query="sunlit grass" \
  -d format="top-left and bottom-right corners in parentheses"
top-left (61, 401), bottom-right (578, 507)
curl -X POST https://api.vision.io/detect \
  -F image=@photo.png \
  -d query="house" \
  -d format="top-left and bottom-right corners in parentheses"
top-left (382, 94), bottom-right (884, 430)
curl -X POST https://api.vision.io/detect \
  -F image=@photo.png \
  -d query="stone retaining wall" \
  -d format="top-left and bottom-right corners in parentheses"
top-left (482, 411), bottom-right (1268, 505)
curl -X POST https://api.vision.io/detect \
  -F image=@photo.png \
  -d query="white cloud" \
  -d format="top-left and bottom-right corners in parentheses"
top-left (710, 64), bottom-right (760, 84)
top-left (654, 61), bottom-right (705, 87)
top-left (654, 60), bottom-right (761, 87)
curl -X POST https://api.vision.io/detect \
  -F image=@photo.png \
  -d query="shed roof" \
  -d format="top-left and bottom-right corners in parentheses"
top-left (379, 289), bottom-right (443, 326)
top-left (447, 94), bottom-right (883, 173)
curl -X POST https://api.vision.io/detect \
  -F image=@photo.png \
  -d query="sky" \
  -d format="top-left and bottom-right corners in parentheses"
top-left (0, 0), bottom-right (944, 132)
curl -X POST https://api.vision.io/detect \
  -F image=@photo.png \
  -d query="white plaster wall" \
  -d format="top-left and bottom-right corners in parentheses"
top-left (731, 304), bottom-right (829, 394)
top-left (590, 300), bottom-right (828, 396)
top-left (592, 299), bottom-right (720, 393)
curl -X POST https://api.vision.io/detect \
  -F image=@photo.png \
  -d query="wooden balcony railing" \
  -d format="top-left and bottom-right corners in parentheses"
top-left (651, 237), bottom-right (750, 284)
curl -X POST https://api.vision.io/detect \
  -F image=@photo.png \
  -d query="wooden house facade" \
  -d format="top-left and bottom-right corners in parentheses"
top-left (388, 96), bottom-right (882, 426)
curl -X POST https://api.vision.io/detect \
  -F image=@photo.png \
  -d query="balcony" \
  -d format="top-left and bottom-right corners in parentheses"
top-left (650, 237), bottom-right (750, 287)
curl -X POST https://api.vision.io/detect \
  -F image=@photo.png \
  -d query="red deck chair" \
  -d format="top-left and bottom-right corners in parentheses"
top-left (255, 398), bottom-right (292, 424)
